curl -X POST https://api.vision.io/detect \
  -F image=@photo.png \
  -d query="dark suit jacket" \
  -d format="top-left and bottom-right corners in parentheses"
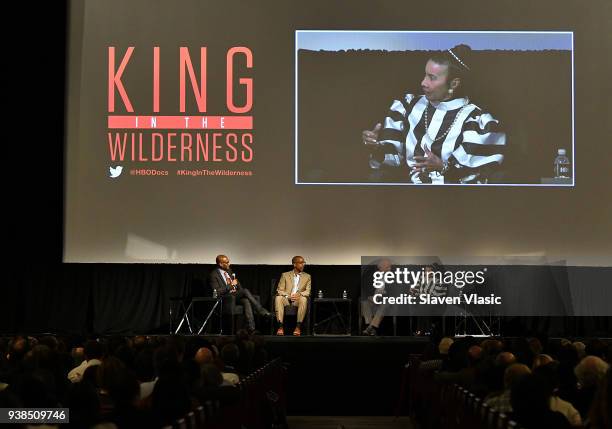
top-left (209, 268), bottom-right (241, 296)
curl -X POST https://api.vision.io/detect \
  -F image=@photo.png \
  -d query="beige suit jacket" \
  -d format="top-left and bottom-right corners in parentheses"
top-left (276, 270), bottom-right (311, 298)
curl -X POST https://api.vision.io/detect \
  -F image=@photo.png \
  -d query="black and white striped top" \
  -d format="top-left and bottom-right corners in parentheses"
top-left (417, 278), bottom-right (448, 298)
top-left (369, 94), bottom-right (506, 184)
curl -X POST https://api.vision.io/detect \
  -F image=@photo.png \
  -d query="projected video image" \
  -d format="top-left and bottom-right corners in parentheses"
top-left (296, 31), bottom-right (574, 186)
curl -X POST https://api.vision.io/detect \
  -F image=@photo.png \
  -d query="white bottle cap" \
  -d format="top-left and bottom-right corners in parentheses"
top-left (558, 148), bottom-right (566, 155)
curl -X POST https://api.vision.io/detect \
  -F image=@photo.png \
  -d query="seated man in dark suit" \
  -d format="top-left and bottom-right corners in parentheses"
top-left (209, 254), bottom-right (273, 333)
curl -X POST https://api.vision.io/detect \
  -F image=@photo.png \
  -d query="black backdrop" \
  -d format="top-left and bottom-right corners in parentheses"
top-left (3, 263), bottom-right (611, 336)
top-left (2, 264), bottom-right (361, 334)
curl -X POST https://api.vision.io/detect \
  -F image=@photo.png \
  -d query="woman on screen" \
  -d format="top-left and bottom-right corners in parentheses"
top-left (362, 44), bottom-right (506, 184)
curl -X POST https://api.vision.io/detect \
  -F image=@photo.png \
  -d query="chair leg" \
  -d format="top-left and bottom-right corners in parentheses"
top-left (307, 303), bottom-right (311, 335)
top-left (219, 300), bottom-right (223, 335)
top-left (270, 312), bottom-right (275, 335)
top-left (169, 305), bottom-right (173, 335)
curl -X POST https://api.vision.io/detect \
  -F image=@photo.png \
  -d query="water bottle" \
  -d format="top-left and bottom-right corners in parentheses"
top-left (554, 149), bottom-right (570, 178)
top-left (212, 288), bottom-right (218, 299)
top-left (342, 290), bottom-right (348, 299)
top-left (317, 290), bottom-right (323, 299)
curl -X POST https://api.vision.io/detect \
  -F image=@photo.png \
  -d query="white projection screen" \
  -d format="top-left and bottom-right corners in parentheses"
top-left (64, 0), bottom-right (612, 266)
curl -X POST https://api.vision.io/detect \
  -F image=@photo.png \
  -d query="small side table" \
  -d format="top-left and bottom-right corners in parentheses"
top-left (313, 298), bottom-right (352, 336)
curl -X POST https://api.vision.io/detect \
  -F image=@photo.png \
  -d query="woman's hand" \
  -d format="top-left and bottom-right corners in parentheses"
top-left (413, 147), bottom-right (444, 172)
top-left (362, 123), bottom-right (382, 146)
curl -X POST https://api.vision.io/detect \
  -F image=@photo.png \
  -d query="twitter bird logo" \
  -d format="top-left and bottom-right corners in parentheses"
top-left (109, 166), bottom-right (123, 178)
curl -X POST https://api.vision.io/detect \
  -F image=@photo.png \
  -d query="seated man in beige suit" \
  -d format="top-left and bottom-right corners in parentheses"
top-left (275, 256), bottom-right (311, 336)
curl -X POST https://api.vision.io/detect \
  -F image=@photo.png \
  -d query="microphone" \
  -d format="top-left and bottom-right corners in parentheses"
top-left (230, 272), bottom-right (238, 290)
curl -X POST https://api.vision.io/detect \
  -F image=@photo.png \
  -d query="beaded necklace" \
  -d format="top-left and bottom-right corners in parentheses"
top-left (423, 98), bottom-right (469, 143)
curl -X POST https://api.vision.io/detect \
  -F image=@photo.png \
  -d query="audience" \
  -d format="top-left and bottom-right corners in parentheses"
top-left (573, 341), bottom-right (587, 360)
top-left (532, 353), bottom-right (554, 370)
top-left (1, 331), bottom-right (610, 429)
top-left (587, 368), bottom-right (610, 429)
top-left (411, 336), bottom-right (612, 429)
top-left (484, 363), bottom-right (531, 413)
top-left (438, 336), bottom-right (454, 355)
top-left (511, 373), bottom-right (572, 428)
top-left (68, 339), bottom-right (103, 383)
top-left (574, 355), bottom-right (610, 419)
top-left (418, 336), bottom-right (454, 372)
top-left (0, 332), bottom-right (271, 428)
top-left (534, 361), bottom-right (582, 426)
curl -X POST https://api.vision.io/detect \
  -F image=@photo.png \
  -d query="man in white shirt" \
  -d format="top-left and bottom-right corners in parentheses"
top-left (275, 256), bottom-right (311, 336)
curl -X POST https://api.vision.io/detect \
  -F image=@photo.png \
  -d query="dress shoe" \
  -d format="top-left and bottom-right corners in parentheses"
top-left (276, 326), bottom-right (284, 336)
top-left (293, 326), bottom-right (301, 336)
top-left (362, 325), bottom-right (377, 336)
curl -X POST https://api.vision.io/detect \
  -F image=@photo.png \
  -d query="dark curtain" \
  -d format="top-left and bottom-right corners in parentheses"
top-left (2, 263), bottom-right (610, 335)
